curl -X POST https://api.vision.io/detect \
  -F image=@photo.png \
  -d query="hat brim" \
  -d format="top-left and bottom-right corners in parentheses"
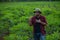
top-left (34, 11), bottom-right (42, 14)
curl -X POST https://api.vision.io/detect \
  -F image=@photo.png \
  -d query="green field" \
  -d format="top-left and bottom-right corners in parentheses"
top-left (0, 1), bottom-right (60, 40)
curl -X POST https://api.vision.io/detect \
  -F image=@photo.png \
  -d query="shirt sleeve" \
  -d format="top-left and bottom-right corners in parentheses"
top-left (29, 17), bottom-right (33, 26)
top-left (43, 16), bottom-right (47, 26)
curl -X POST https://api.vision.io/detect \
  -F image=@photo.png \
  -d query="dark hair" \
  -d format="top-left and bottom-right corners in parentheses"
top-left (34, 11), bottom-right (42, 14)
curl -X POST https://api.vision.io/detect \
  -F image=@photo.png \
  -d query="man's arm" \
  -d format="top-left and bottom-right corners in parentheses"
top-left (36, 17), bottom-right (47, 26)
top-left (29, 18), bottom-right (33, 26)
top-left (40, 17), bottom-right (47, 26)
top-left (40, 21), bottom-right (47, 26)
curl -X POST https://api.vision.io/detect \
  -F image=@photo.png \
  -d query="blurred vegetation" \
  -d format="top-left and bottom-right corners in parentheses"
top-left (0, 0), bottom-right (60, 2)
top-left (0, 2), bottom-right (60, 40)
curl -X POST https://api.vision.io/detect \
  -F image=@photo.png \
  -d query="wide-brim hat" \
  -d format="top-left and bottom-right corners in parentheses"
top-left (34, 8), bottom-right (42, 13)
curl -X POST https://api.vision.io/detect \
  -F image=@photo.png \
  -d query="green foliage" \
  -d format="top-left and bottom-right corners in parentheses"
top-left (0, 2), bottom-right (60, 40)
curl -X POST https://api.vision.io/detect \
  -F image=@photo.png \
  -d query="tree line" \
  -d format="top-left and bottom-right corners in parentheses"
top-left (0, 0), bottom-right (60, 2)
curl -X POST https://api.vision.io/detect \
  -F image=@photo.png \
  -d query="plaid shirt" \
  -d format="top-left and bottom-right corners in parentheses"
top-left (30, 15), bottom-right (47, 35)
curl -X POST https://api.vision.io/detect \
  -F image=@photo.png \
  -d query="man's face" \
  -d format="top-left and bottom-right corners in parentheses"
top-left (35, 12), bottom-right (40, 16)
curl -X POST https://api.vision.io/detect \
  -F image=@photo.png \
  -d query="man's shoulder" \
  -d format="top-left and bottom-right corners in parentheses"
top-left (40, 15), bottom-right (46, 18)
top-left (29, 16), bottom-right (35, 20)
top-left (31, 16), bottom-right (36, 19)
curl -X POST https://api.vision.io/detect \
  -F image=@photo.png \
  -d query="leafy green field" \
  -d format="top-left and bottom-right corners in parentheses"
top-left (0, 2), bottom-right (60, 40)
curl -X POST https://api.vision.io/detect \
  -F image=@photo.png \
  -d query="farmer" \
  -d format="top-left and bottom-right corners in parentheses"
top-left (29, 8), bottom-right (47, 40)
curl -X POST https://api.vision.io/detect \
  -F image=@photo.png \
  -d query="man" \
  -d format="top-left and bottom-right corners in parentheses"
top-left (29, 8), bottom-right (47, 40)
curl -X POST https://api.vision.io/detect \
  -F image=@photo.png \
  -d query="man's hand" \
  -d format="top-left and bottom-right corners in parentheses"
top-left (36, 19), bottom-right (41, 23)
top-left (36, 19), bottom-right (47, 25)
